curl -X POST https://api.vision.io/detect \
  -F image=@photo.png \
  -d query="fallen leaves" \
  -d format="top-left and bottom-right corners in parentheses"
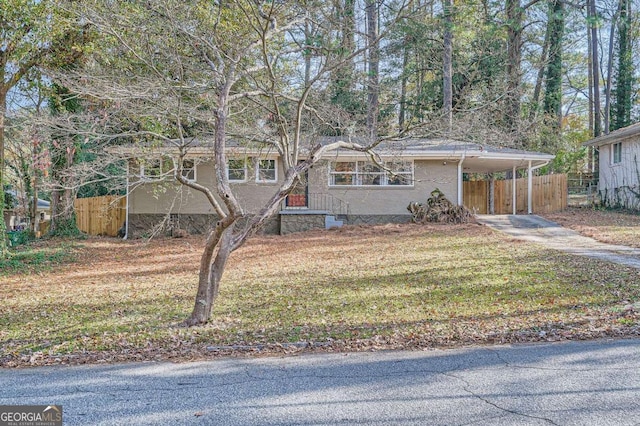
top-left (544, 207), bottom-right (640, 248)
top-left (2, 216), bottom-right (640, 368)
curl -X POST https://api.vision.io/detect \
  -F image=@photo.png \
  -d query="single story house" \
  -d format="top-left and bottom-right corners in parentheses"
top-left (584, 123), bottom-right (640, 210)
top-left (3, 190), bottom-right (51, 231)
top-left (118, 138), bottom-right (555, 237)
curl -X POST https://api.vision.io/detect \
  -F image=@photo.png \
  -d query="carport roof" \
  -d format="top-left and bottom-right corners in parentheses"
top-left (329, 139), bottom-right (555, 173)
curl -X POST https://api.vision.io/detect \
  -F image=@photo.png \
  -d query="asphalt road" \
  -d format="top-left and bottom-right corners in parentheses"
top-left (2, 339), bottom-right (640, 425)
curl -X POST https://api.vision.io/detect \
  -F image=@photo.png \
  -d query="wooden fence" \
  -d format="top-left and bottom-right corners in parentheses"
top-left (75, 196), bottom-right (126, 237)
top-left (464, 174), bottom-right (568, 214)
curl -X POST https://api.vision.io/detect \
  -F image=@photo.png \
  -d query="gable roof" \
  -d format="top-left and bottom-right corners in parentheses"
top-left (584, 122), bottom-right (640, 147)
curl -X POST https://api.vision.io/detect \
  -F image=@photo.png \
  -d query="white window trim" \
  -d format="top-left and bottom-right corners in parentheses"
top-left (226, 158), bottom-right (248, 182)
top-left (141, 158), bottom-right (197, 182)
top-left (328, 160), bottom-right (414, 187)
top-left (611, 142), bottom-right (622, 165)
top-left (140, 158), bottom-right (171, 180)
top-left (255, 158), bottom-right (278, 183)
top-left (180, 159), bottom-right (197, 182)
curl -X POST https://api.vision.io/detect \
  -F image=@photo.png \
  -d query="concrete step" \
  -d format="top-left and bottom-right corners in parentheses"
top-left (325, 215), bottom-right (343, 229)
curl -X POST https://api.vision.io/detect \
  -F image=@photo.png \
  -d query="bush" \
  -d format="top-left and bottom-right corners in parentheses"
top-left (7, 230), bottom-right (33, 247)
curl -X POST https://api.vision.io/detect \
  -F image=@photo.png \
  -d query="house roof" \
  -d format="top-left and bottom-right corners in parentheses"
top-left (5, 190), bottom-right (50, 210)
top-left (113, 137), bottom-right (554, 174)
top-left (583, 122), bottom-right (640, 147)
top-left (325, 138), bottom-right (554, 173)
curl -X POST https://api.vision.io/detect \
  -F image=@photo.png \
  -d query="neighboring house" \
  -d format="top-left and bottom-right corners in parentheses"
top-left (4, 190), bottom-right (51, 231)
top-left (117, 138), bottom-right (554, 237)
top-left (584, 123), bottom-right (640, 210)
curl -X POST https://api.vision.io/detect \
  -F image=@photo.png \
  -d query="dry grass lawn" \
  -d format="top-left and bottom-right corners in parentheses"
top-left (2, 218), bottom-right (640, 367)
top-left (544, 207), bottom-right (640, 248)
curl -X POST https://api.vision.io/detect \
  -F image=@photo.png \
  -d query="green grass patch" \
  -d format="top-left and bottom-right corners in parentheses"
top-left (1, 242), bottom-right (77, 275)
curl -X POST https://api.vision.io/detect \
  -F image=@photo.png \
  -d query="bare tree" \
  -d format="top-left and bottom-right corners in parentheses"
top-left (504, 0), bottom-right (543, 131)
top-left (59, 0), bottom-right (411, 325)
top-left (587, 0), bottom-right (602, 137)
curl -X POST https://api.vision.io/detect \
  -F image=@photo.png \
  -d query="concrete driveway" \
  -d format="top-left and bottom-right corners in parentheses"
top-left (2, 339), bottom-right (640, 425)
top-left (476, 215), bottom-right (640, 269)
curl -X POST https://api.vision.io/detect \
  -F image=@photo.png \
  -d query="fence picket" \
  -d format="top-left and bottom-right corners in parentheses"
top-left (74, 196), bottom-right (126, 237)
top-left (463, 174), bottom-right (567, 214)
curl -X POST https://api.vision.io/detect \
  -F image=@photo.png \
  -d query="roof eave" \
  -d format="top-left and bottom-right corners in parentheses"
top-left (584, 123), bottom-right (640, 147)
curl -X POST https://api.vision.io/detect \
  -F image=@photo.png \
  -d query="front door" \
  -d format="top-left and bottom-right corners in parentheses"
top-left (286, 171), bottom-right (308, 208)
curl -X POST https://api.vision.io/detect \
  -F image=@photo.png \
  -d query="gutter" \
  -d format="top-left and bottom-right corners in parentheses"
top-left (530, 161), bottom-right (550, 174)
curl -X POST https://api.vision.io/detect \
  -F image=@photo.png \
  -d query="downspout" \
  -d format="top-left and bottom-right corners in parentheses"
top-left (527, 161), bottom-right (550, 214)
top-left (457, 154), bottom-right (465, 206)
top-left (124, 160), bottom-right (130, 239)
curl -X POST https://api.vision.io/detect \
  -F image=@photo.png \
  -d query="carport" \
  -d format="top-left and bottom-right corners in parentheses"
top-left (388, 140), bottom-right (556, 214)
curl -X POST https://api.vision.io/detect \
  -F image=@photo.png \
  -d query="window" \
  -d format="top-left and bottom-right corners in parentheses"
top-left (256, 159), bottom-right (277, 182)
top-left (181, 159), bottom-right (196, 181)
top-left (227, 158), bottom-right (247, 182)
top-left (330, 162), bottom-right (356, 185)
top-left (612, 142), bottom-right (622, 164)
top-left (329, 161), bottom-right (413, 186)
top-left (386, 161), bottom-right (413, 185)
top-left (141, 157), bottom-right (173, 179)
top-left (141, 157), bottom-right (196, 181)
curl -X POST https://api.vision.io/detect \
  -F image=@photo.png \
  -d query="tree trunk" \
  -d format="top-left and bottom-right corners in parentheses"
top-left (604, 3), bottom-right (620, 134)
top-left (531, 15), bottom-right (551, 118)
top-left (29, 182), bottom-right (38, 235)
top-left (442, 0), bottom-right (453, 132)
top-left (588, 0), bottom-right (602, 137)
top-left (330, 0), bottom-right (356, 115)
top-left (304, 20), bottom-right (312, 87)
top-left (0, 89), bottom-right (7, 256)
top-left (186, 224), bottom-right (234, 326)
top-left (543, 0), bottom-right (564, 131)
top-left (49, 138), bottom-right (79, 235)
top-left (366, 0), bottom-right (379, 141)
top-left (613, 0), bottom-right (632, 130)
top-left (399, 39), bottom-right (409, 131)
top-left (505, 0), bottom-right (523, 130)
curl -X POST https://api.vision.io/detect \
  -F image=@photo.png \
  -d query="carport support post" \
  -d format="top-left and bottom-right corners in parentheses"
top-left (124, 160), bottom-right (130, 239)
top-left (488, 173), bottom-right (495, 215)
top-left (527, 160), bottom-right (532, 214)
top-left (457, 155), bottom-right (465, 206)
top-left (512, 166), bottom-right (516, 215)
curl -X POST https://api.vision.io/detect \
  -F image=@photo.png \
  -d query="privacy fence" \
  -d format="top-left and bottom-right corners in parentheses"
top-left (463, 174), bottom-right (568, 214)
top-left (75, 195), bottom-right (126, 237)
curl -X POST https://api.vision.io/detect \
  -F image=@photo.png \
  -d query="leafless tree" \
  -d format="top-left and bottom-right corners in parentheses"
top-left (56, 0), bottom-right (412, 325)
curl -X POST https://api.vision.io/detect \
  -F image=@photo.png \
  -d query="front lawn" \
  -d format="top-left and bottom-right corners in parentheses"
top-left (1, 223), bottom-right (639, 367)
top-left (544, 207), bottom-right (640, 248)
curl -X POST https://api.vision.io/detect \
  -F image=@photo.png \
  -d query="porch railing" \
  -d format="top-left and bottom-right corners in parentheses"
top-left (284, 192), bottom-right (349, 216)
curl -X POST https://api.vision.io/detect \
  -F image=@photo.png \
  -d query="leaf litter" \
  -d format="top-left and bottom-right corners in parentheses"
top-left (1, 217), bottom-right (640, 368)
